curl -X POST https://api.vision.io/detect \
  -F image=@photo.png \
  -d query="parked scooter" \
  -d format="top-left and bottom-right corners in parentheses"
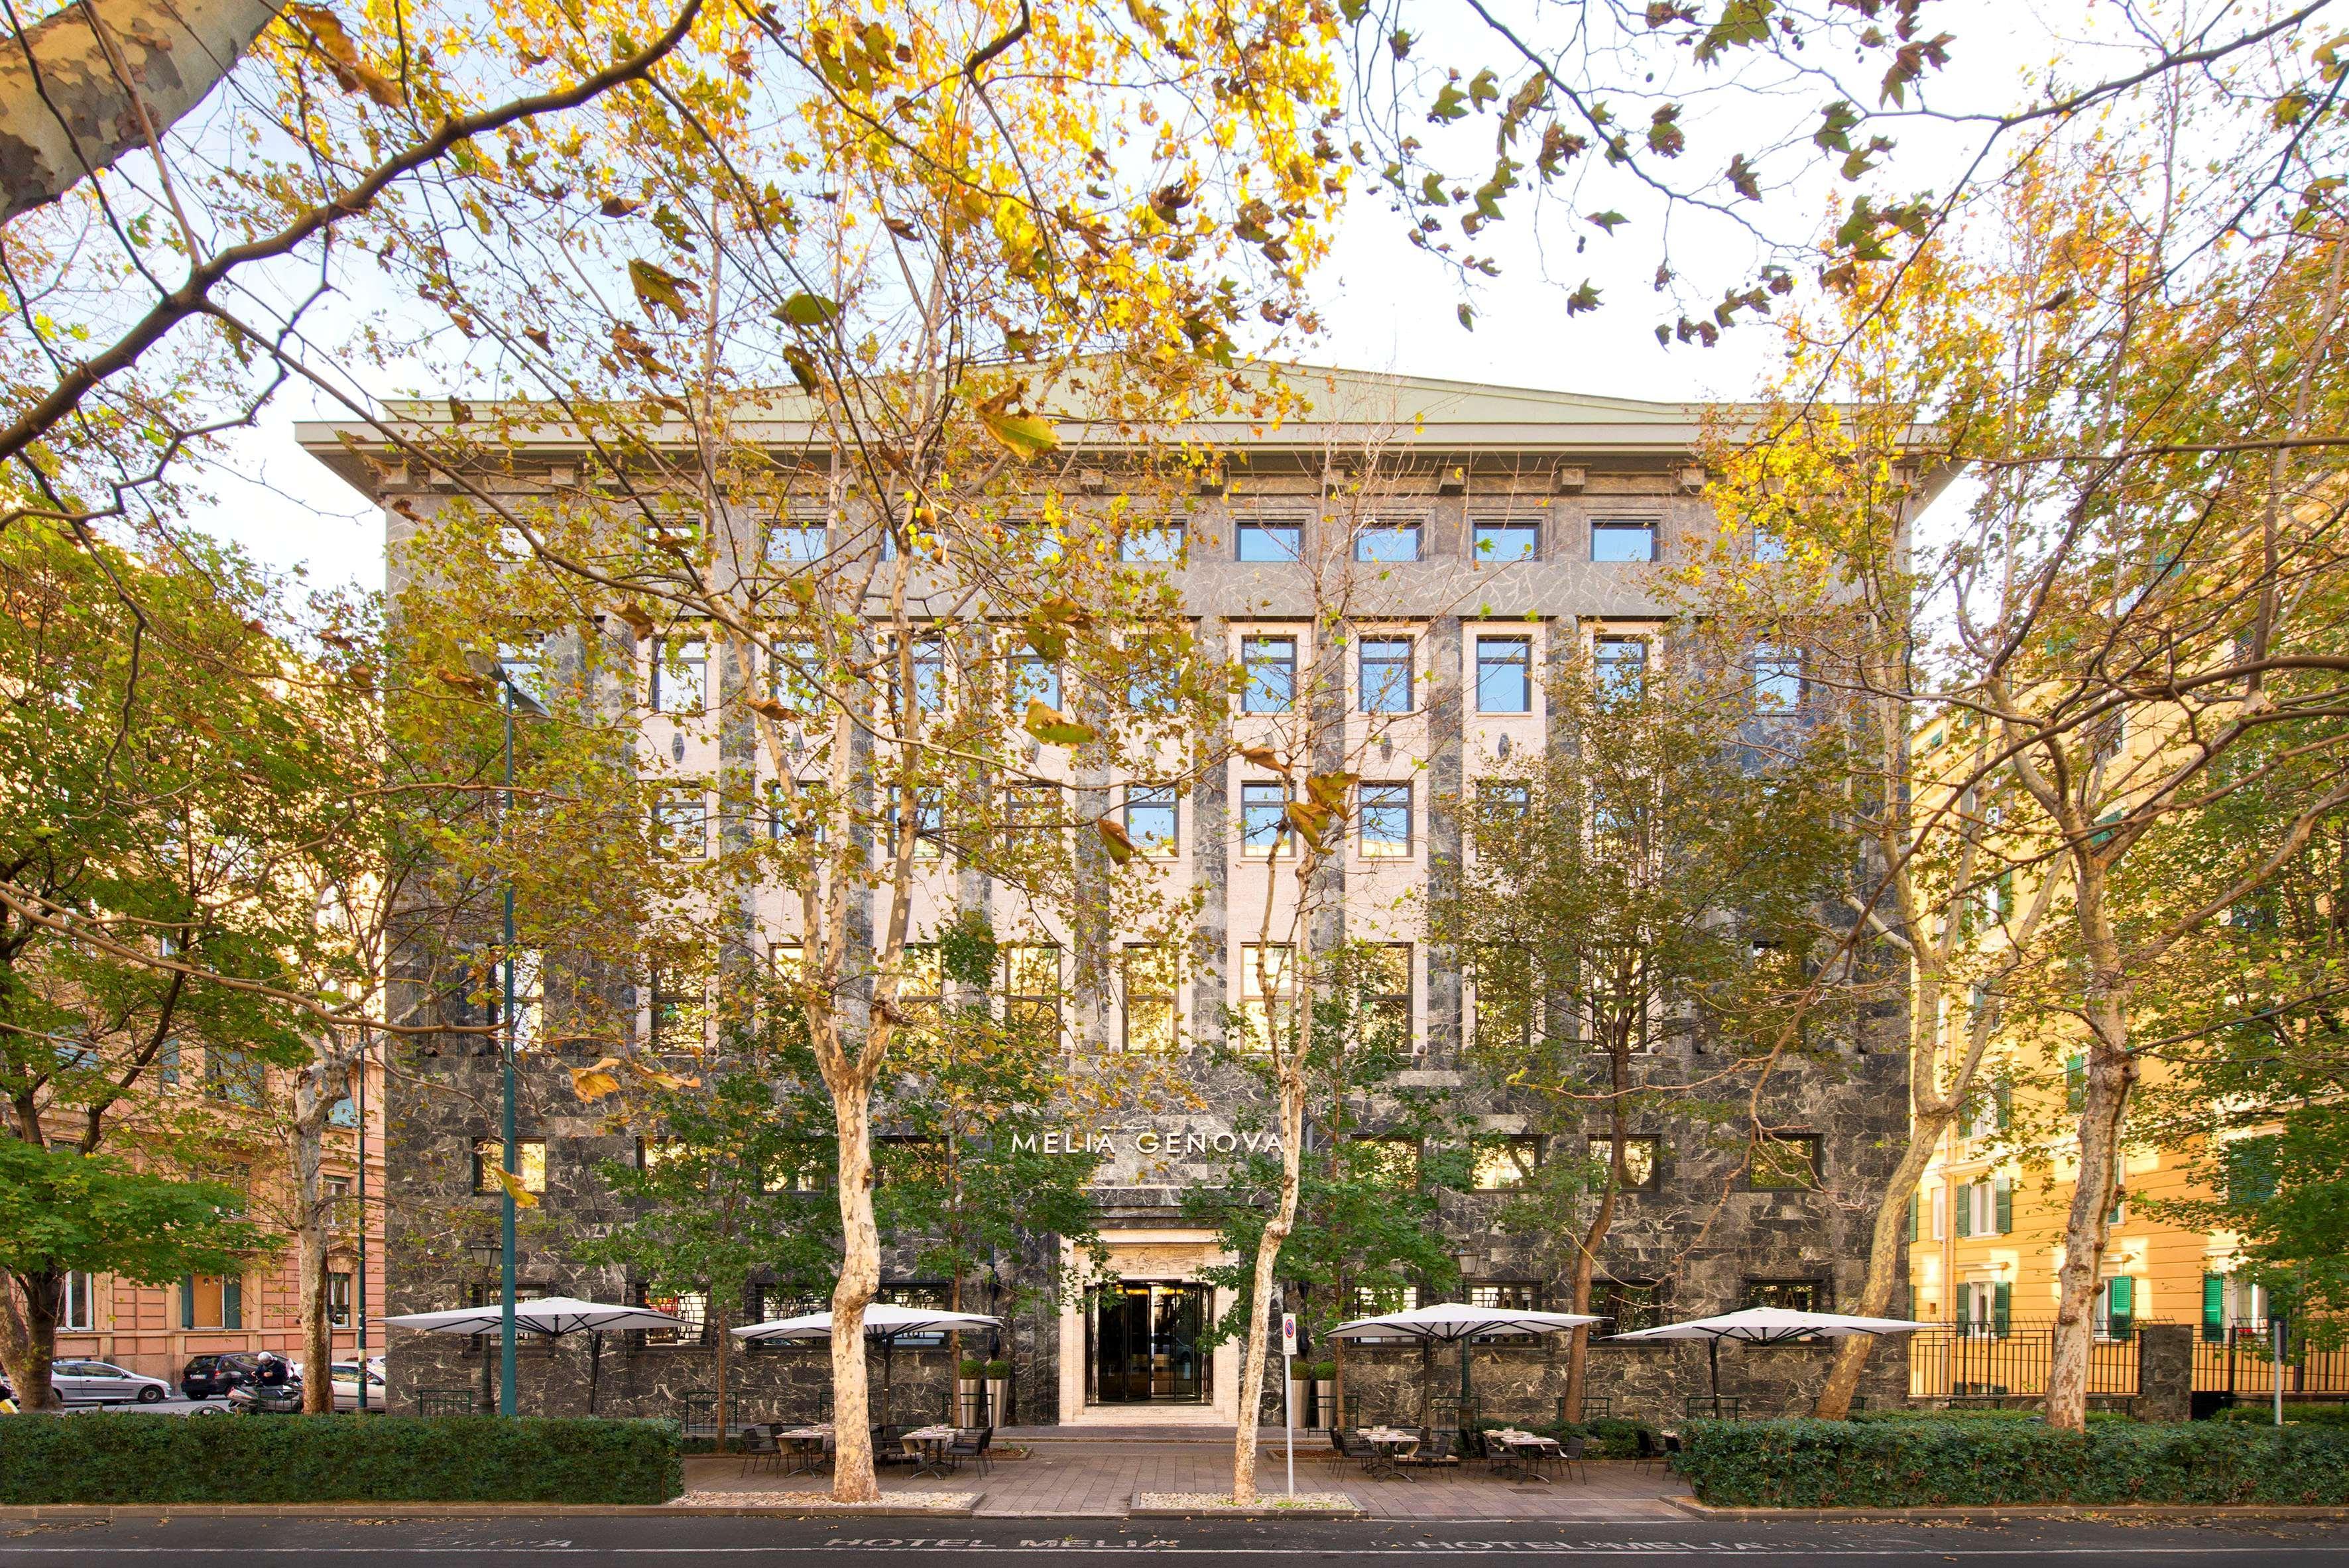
top-left (225, 1378), bottom-right (306, 1414)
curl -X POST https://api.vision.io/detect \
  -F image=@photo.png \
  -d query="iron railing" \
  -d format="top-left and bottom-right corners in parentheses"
top-left (1907, 1321), bottom-right (2145, 1400)
top-left (2195, 1322), bottom-right (2349, 1398)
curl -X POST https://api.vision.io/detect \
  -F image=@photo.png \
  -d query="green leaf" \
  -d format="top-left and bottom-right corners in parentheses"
top-left (1097, 816), bottom-right (1137, 864)
top-left (1457, 303), bottom-right (1476, 331)
top-left (975, 392), bottom-right (1059, 459)
top-left (772, 292), bottom-right (841, 328)
top-left (628, 259), bottom-right (696, 322)
top-left (1587, 210), bottom-right (1628, 233)
top-left (1567, 280), bottom-right (1602, 314)
top-left (1024, 699), bottom-right (1095, 747)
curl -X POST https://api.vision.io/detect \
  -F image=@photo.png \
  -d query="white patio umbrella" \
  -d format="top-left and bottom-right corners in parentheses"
top-left (733, 1303), bottom-right (1002, 1425)
top-left (385, 1296), bottom-right (682, 1414)
top-left (1331, 1301), bottom-right (1604, 1428)
top-left (1606, 1306), bottom-right (1937, 1410)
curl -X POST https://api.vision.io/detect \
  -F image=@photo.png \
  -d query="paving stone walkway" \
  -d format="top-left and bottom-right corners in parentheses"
top-left (682, 1436), bottom-right (1692, 1520)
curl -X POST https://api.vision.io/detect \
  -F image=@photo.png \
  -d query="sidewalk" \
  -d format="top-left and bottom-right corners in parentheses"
top-left (682, 1438), bottom-right (1692, 1520)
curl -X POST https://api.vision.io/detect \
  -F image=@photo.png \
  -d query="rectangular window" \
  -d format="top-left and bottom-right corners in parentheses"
top-left (767, 521), bottom-right (826, 564)
top-left (1590, 518), bottom-right (1657, 563)
top-left (1752, 644), bottom-right (1803, 709)
top-left (473, 1138), bottom-right (548, 1195)
top-left (325, 1175), bottom-right (354, 1231)
top-left (1476, 637), bottom-right (1533, 713)
top-left (1356, 521), bottom-right (1421, 563)
top-left (1593, 1278), bottom-right (1664, 1335)
top-left (61, 1271), bottom-right (94, 1331)
top-left (1240, 780), bottom-right (1291, 857)
top-left (1743, 1278), bottom-right (1823, 1312)
top-left (327, 1270), bottom-right (353, 1328)
top-left (1236, 518), bottom-right (1301, 562)
top-left (2097, 1276), bottom-right (2136, 1341)
top-left (1472, 1135), bottom-right (1543, 1191)
top-left (1468, 1282), bottom-right (1542, 1311)
top-left (1124, 785), bottom-right (1179, 857)
top-left (1356, 1134), bottom-right (1421, 1185)
top-left (1363, 943), bottom-right (1413, 1048)
top-left (1000, 782), bottom-right (1060, 857)
top-left (1589, 1134), bottom-right (1661, 1193)
top-left (205, 1048), bottom-right (263, 1107)
top-left (647, 961), bottom-right (704, 1048)
top-left (654, 786), bottom-right (707, 859)
top-left (1931, 1185), bottom-right (1947, 1239)
top-left (908, 636), bottom-right (948, 713)
top-left (1750, 1133), bottom-right (1821, 1190)
top-left (650, 636), bottom-right (706, 716)
top-left (1008, 650), bottom-right (1061, 711)
top-left (768, 639), bottom-right (823, 711)
top-left (643, 1289), bottom-right (709, 1347)
top-left (1237, 943), bottom-right (1297, 1050)
top-left (1000, 944), bottom-right (1061, 1036)
top-left (1469, 943), bottom-right (1535, 1049)
top-left (1752, 524), bottom-right (1789, 563)
top-left (1122, 945), bottom-right (1180, 1053)
top-left (1594, 636), bottom-right (1647, 699)
top-left (2224, 1137), bottom-right (2278, 1207)
top-left (1358, 636), bottom-right (1415, 713)
top-left (1472, 520), bottom-right (1539, 562)
top-left (884, 790), bottom-right (946, 861)
top-left (1957, 1280), bottom-right (2011, 1337)
top-left (896, 945), bottom-right (944, 1038)
top-left (1241, 636), bottom-right (1297, 713)
top-left (1120, 522), bottom-right (1185, 564)
top-left (1358, 782), bottom-right (1413, 857)
top-left (1475, 780), bottom-right (1530, 837)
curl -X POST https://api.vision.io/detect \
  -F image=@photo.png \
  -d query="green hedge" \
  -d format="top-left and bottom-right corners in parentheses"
top-left (1675, 1417), bottom-right (2349, 1508)
top-left (2212, 1403), bottom-right (2349, 1429)
top-left (0, 1415), bottom-right (683, 1504)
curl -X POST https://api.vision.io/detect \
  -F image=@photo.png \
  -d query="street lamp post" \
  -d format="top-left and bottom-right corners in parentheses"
top-left (488, 658), bottom-right (545, 1417)
top-left (1454, 1250), bottom-right (1477, 1427)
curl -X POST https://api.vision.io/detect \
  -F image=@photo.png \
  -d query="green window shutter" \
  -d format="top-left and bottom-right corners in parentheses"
top-left (1955, 1184), bottom-right (1974, 1238)
top-left (2065, 1054), bottom-right (2086, 1112)
top-left (1992, 1282), bottom-right (2011, 1337)
top-left (223, 1276), bottom-right (243, 1331)
top-left (2108, 1276), bottom-right (2134, 1339)
top-left (2202, 1275), bottom-right (2225, 1342)
top-left (1994, 1176), bottom-right (2013, 1235)
top-left (1954, 1288), bottom-right (1971, 1332)
top-left (1996, 872), bottom-right (2014, 920)
top-left (1908, 1192), bottom-right (1921, 1242)
top-left (180, 1276), bottom-right (194, 1331)
top-left (1993, 1083), bottom-right (2012, 1131)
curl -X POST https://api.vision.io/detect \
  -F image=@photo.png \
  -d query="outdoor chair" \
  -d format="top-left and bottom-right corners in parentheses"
top-left (1459, 1427), bottom-right (1495, 1473)
top-left (737, 1423), bottom-right (782, 1477)
top-left (1630, 1427), bottom-right (1665, 1475)
top-left (873, 1424), bottom-right (915, 1465)
top-left (1558, 1435), bottom-right (1590, 1484)
top-left (1335, 1428), bottom-right (1378, 1472)
top-left (945, 1427), bottom-right (993, 1477)
top-left (1400, 1429), bottom-right (1458, 1471)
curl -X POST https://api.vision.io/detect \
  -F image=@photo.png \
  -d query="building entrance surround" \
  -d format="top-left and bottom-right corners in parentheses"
top-left (1058, 1231), bottom-right (1240, 1425)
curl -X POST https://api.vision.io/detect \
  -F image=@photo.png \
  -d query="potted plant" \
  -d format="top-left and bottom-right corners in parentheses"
top-left (983, 1358), bottom-right (1012, 1425)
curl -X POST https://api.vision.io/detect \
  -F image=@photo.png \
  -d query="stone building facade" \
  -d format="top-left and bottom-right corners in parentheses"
top-left (303, 367), bottom-right (1915, 1429)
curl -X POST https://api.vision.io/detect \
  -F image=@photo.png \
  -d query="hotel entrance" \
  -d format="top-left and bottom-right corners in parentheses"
top-left (1086, 1282), bottom-right (1210, 1404)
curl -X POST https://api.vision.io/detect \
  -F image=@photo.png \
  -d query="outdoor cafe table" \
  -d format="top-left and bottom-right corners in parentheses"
top-left (1490, 1428), bottom-right (1563, 1483)
top-left (1359, 1425), bottom-right (1421, 1481)
top-left (900, 1423), bottom-right (957, 1480)
top-left (776, 1423), bottom-right (831, 1477)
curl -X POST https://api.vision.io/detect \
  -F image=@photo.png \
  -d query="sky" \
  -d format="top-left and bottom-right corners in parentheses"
top-left (183, 0), bottom-right (2153, 599)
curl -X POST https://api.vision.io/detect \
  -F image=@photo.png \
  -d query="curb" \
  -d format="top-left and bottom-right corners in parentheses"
top-left (1669, 1497), bottom-right (2349, 1522)
top-left (1127, 1494), bottom-right (1368, 1520)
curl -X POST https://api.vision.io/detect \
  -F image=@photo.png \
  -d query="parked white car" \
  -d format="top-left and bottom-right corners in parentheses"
top-left (50, 1360), bottom-right (171, 1404)
top-left (328, 1361), bottom-right (388, 1412)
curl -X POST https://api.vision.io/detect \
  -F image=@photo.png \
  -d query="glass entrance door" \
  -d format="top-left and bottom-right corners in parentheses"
top-left (1087, 1282), bottom-right (1209, 1404)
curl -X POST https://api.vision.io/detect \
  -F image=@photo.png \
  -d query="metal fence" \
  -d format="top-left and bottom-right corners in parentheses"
top-left (2195, 1323), bottom-right (2349, 1399)
top-left (1907, 1322), bottom-right (2143, 1400)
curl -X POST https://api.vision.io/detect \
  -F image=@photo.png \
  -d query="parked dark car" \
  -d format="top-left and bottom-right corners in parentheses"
top-left (181, 1352), bottom-right (265, 1400)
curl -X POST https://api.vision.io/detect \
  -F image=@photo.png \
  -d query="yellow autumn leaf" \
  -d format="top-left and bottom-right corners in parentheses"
top-left (570, 1057), bottom-right (625, 1101)
top-left (1096, 815), bottom-right (1136, 863)
top-left (1025, 699), bottom-right (1096, 747)
top-left (628, 1060), bottom-right (702, 1091)
top-left (973, 391), bottom-right (1059, 459)
top-left (490, 1165), bottom-right (540, 1209)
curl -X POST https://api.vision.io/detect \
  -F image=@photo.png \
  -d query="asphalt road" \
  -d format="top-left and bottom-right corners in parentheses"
top-left (1, 1515), bottom-right (2344, 1565)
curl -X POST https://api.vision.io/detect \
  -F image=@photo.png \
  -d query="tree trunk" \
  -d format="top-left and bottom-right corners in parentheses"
top-left (1229, 1070), bottom-right (1306, 1505)
top-left (2046, 1016), bottom-right (2133, 1431)
top-left (0, 1269), bottom-right (61, 1411)
top-left (825, 1070), bottom-right (882, 1501)
top-left (713, 1282), bottom-right (733, 1449)
top-left (0, 0), bottom-right (294, 222)
top-left (1815, 1113), bottom-right (1945, 1417)
top-left (292, 1080), bottom-right (333, 1414)
top-left (1564, 1041), bottom-right (1632, 1423)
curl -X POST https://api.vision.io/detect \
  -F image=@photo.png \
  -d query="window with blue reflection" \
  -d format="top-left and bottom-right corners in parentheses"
top-left (1476, 638), bottom-right (1532, 713)
top-left (1237, 520), bottom-right (1301, 562)
top-left (1473, 521), bottom-right (1539, 562)
top-left (1242, 636), bottom-right (1296, 713)
top-left (1356, 522), bottom-right (1421, 563)
top-left (1241, 781), bottom-right (1290, 855)
top-left (1591, 519), bottom-right (1657, 563)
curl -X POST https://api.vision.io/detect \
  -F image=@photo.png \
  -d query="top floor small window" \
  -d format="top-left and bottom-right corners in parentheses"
top-left (1236, 519), bottom-right (1301, 562)
top-left (767, 521), bottom-right (826, 564)
top-left (1473, 520), bottom-right (1539, 562)
top-left (1752, 523), bottom-right (1788, 563)
top-left (1590, 519), bottom-right (1656, 563)
top-left (1356, 521), bottom-right (1421, 563)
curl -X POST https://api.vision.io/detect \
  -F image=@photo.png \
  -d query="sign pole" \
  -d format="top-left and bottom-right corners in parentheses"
top-left (1280, 1311), bottom-right (1297, 1498)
